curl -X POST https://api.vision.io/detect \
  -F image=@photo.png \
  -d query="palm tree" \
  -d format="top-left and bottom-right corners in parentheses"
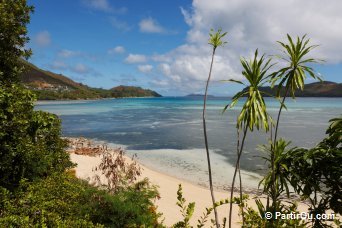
top-left (269, 34), bottom-right (321, 213)
top-left (203, 28), bottom-right (227, 228)
top-left (271, 34), bottom-right (321, 142)
top-left (225, 49), bottom-right (273, 228)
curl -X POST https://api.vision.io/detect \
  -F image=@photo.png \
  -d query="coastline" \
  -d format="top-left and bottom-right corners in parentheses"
top-left (70, 153), bottom-right (244, 227)
top-left (34, 96), bottom-right (163, 105)
top-left (66, 137), bottom-right (310, 227)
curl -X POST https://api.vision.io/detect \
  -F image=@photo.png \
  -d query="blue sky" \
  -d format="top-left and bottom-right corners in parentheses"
top-left (27, 0), bottom-right (342, 96)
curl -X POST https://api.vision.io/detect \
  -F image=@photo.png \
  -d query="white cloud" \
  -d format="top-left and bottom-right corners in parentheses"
top-left (58, 49), bottom-right (80, 58)
top-left (82, 0), bottom-right (127, 13)
top-left (70, 63), bottom-right (102, 76)
top-left (151, 54), bottom-right (172, 62)
top-left (110, 17), bottom-right (131, 32)
top-left (84, 0), bottom-right (110, 11)
top-left (139, 17), bottom-right (165, 33)
top-left (182, 0), bottom-right (342, 62)
top-left (49, 61), bottom-right (67, 70)
top-left (108, 46), bottom-right (125, 54)
top-left (47, 61), bottom-right (101, 77)
top-left (125, 54), bottom-right (147, 64)
top-left (137, 64), bottom-right (153, 73)
top-left (34, 31), bottom-right (51, 47)
top-left (72, 63), bottom-right (89, 74)
top-left (153, 0), bottom-right (342, 94)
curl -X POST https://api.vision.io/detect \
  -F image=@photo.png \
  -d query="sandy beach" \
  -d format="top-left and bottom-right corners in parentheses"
top-left (70, 153), bottom-right (244, 227)
top-left (67, 138), bottom-right (323, 227)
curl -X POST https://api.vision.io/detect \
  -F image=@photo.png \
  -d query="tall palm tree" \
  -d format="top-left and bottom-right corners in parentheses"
top-left (269, 34), bottom-right (321, 213)
top-left (225, 50), bottom-right (273, 228)
top-left (203, 28), bottom-right (227, 228)
top-left (271, 34), bottom-right (321, 142)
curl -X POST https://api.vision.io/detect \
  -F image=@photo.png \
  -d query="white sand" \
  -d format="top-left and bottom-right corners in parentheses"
top-left (70, 153), bottom-right (314, 227)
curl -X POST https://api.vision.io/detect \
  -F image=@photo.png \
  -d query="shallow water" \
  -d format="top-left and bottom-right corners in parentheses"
top-left (36, 97), bottom-right (342, 189)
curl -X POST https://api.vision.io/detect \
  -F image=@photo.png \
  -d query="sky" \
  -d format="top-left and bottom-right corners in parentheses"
top-left (27, 0), bottom-right (342, 96)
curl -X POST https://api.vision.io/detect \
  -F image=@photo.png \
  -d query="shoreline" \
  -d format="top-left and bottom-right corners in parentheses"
top-left (70, 152), bottom-right (245, 227)
top-left (34, 96), bottom-right (163, 104)
top-left (69, 137), bottom-right (264, 195)
top-left (127, 153), bottom-right (263, 195)
top-left (66, 137), bottom-right (311, 227)
top-left (34, 96), bottom-right (342, 105)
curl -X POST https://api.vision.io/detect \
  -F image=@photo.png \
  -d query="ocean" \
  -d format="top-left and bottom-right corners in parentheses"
top-left (35, 97), bottom-right (342, 190)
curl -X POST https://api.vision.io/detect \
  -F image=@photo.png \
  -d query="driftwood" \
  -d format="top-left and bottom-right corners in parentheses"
top-left (64, 137), bottom-right (108, 156)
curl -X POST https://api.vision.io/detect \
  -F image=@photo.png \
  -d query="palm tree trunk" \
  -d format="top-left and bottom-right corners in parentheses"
top-left (228, 123), bottom-right (248, 228)
top-left (271, 83), bottom-right (290, 216)
top-left (203, 47), bottom-right (220, 228)
top-left (237, 127), bottom-right (244, 226)
top-left (266, 124), bottom-right (273, 209)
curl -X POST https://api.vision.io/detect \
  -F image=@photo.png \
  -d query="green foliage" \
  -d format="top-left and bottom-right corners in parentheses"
top-left (225, 49), bottom-right (273, 131)
top-left (225, 49), bottom-right (274, 228)
top-left (29, 85), bottom-right (162, 100)
top-left (172, 184), bottom-right (231, 228)
top-left (81, 178), bottom-right (162, 227)
top-left (173, 184), bottom-right (196, 228)
top-left (203, 28), bottom-right (228, 228)
top-left (1, 1), bottom-right (163, 227)
top-left (208, 28), bottom-right (228, 50)
top-left (0, 0), bottom-right (33, 85)
top-left (19, 60), bottom-right (162, 100)
top-left (258, 139), bottom-right (294, 200)
top-left (323, 116), bottom-right (341, 149)
top-left (33, 89), bottom-right (102, 100)
top-left (197, 198), bottom-right (230, 228)
top-left (255, 117), bottom-right (341, 227)
top-left (271, 34), bottom-right (322, 98)
top-left (0, 174), bottom-right (162, 227)
top-left (110, 85), bottom-right (162, 98)
top-left (240, 198), bottom-right (307, 228)
top-left (281, 117), bottom-right (342, 219)
top-left (1, 0), bottom-right (72, 190)
top-left (0, 85), bottom-right (73, 190)
top-left (263, 34), bottom-right (323, 222)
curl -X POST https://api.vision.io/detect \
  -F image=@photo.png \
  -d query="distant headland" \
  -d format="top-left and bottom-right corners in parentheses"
top-left (19, 60), bottom-right (162, 100)
top-left (243, 81), bottom-right (342, 97)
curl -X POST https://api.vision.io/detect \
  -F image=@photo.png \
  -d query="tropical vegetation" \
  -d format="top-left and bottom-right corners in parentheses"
top-left (0, 1), bottom-right (162, 227)
top-left (1, 0), bottom-right (340, 227)
top-left (20, 61), bottom-right (162, 100)
top-left (202, 28), bottom-right (228, 228)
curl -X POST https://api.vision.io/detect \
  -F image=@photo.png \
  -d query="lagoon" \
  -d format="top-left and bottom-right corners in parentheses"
top-left (36, 97), bottom-right (342, 190)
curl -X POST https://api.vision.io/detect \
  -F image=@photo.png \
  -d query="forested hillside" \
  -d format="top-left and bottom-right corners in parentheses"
top-left (20, 61), bottom-right (162, 100)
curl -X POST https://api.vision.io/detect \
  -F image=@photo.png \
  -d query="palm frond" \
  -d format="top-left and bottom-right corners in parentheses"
top-left (272, 34), bottom-right (322, 98)
top-left (227, 49), bottom-right (273, 132)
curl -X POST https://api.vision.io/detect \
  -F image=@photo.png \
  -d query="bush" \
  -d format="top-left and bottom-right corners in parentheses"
top-left (0, 85), bottom-right (73, 190)
top-left (0, 174), bottom-right (162, 227)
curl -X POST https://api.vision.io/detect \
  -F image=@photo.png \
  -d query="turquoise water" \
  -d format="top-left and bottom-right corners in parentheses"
top-left (36, 97), bottom-right (342, 189)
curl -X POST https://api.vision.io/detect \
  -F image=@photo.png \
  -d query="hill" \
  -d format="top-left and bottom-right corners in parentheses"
top-left (19, 61), bottom-right (162, 100)
top-left (185, 94), bottom-right (215, 98)
top-left (111, 85), bottom-right (162, 98)
top-left (243, 81), bottom-right (342, 97)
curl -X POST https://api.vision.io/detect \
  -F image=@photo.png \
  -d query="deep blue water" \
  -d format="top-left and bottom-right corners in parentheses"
top-left (35, 97), bottom-right (342, 189)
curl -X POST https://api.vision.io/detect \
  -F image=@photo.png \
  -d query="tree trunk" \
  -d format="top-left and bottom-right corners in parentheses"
top-left (202, 47), bottom-right (220, 228)
top-left (271, 82), bottom-right (291, 218)
top-left (228, 123), bottom-right (248, 228)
